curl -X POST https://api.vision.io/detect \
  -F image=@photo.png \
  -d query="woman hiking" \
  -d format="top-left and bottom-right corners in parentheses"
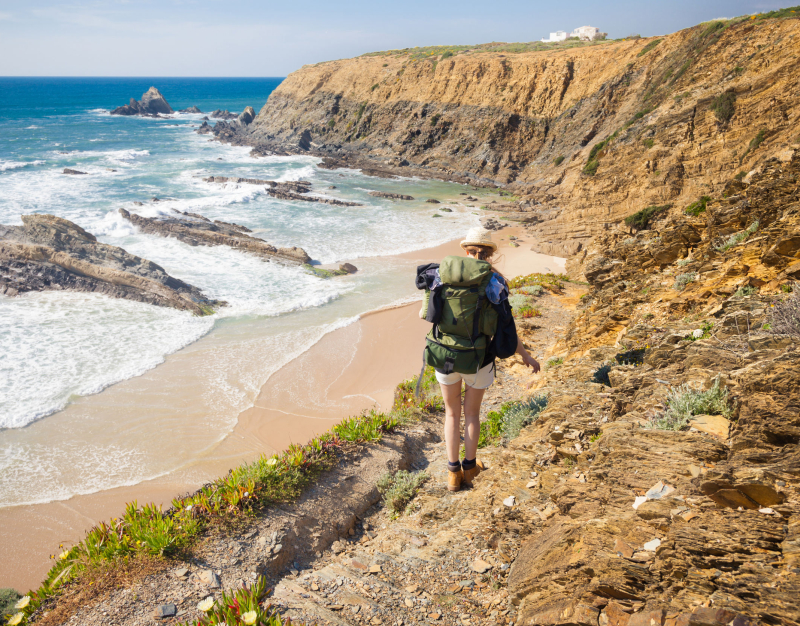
top-left (416, 227), bottom-right (540, 492)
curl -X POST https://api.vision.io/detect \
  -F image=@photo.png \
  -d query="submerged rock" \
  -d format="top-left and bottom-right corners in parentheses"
top-left (110, 87), bottom-right (174, 117)
top-left (62, 168), bottom-right (88, 175)
top-left (119, 208), bottom-right (311, 265)
top-left (0, 214), bottom-right (222, 314)
top-left (368, 191), bottom-right (414, 200)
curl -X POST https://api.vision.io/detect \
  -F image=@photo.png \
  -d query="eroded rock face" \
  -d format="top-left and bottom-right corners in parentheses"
top-left (0, 214), bottom-right (221, 314)
top-left (119, 208), bottom-right (311, 265)
top-left (500, 153), bottom-right (800, 625)
top-left (110, 87), bottom-right (174, 117)
top-left (209, 18), bottom-right (800, 249)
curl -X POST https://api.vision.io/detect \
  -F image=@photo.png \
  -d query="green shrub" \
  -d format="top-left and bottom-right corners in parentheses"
top-left (327, 119), bottom-right (336, 128)
top-left (685, 195), bottom-right (711, 216)
top-left (1, 589), bottom-right (21, 619)
top-left (588, 138), bottom-right (610, 161)
top-left (755, 6), bottom-right (800, 20)
top-left (615, 348), bottom-right (646, 365)
top-left (734, 171), bottom-right (746, 181)
top-left (394, 366), bottom-right (443, 413)
top-left (715, 220), bottom-right (759, 252)
top-left (624, 204), bottom-right (672, 229)
top-left (356, 103), bottom-right (367, 119)
top-left (377, 470), bottom-right (429, 516)
top-left (673, 272), bottom-right (697, 291)
top-left (508, 272), bottom-right (567, 290)
top-left (592, 363), bottom-right (612, 386)
top-left (517, 284), bottom-right (544, 296)
top-left (554, 155), bottom-right (565, 166)
top-left (637, 38), bottom-right (663, 57)
top-left (734, 285), bottom-right (757, 297)
top-left (501, 396), bottom-right (549, 439)
top-left (701, 21), bottom-right (726, 37)
top-left (583, 160), bottom-right (600, 176)
top-left (430, 114), bottom-right (440, 126)
top-left (546, 357), bottom-right (564, 368)
top-left (710, 91), bottom-right (736, 122)
top-left (645, 377), bottom-right (734, 431)
top-left (371, 83), bottom-right (380, 91)
top-left (684, 321), bottom-right (713, 341)
top-left (177, 576), bottom-right (285, 626)
top-left (508, 293), bottom-right (532, 309)
top-left (749, 129), bottom-right (767, 151)
top-left (643, 138), bottom-right (655, 149)
top-left (441, 50), bottom-right (453, 59)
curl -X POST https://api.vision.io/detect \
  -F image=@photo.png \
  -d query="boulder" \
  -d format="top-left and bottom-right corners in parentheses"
top-left (110, 87), bottom-right (173, 116)
top-left (209, 109), bottom-right (238, 120)
top-left (339, 263), bottom-right (358, 274)
top-left (63, 168), bottom-right (88, 175)
top-left (238, 106), bottom-right (256, 125)
top-left (178, 106), bottom-right (202, 114)
top-left (0, 214), bottom-right (222, 314)
top-left (368, 191), bottom-right (414, 200)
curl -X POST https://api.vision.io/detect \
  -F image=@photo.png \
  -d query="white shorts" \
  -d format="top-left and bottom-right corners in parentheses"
top-left (435, 362), bottom-right (495, 390)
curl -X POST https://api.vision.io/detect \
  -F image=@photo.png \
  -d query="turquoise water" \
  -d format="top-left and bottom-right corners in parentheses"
top-left (0, 78), bottom-right (476, 449)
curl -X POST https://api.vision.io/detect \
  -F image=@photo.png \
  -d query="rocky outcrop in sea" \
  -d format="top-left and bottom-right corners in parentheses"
top-left (110, 87), bottom-right (175, 117)
top-left (119, 208), bottom-right (312, 265)
top-left (0, 214), bottom-right (222, 314)
top-left (203, 177), bottom-right (363, 206)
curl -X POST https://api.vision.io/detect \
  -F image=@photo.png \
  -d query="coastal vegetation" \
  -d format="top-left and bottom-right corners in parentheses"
top-left (710, 90), bottom-right (736, 122)
top-left (684, 195), bottom-right (712, 216)
top-left (624, 204), bottom-right (672, 230)
top-left (11, 370), bottom-right (444, 625)
top-left (645, 377), bottom-right (734, 431)
top-left (177, 576), bottom-right (280, 626)
top-left (376, 470), bottom-right (430, 517)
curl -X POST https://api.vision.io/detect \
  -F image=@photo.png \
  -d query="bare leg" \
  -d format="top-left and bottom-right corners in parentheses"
top-left (463, 385), bottom-right (486, 461)
top-left (441, 381), bottom-right (464, 464)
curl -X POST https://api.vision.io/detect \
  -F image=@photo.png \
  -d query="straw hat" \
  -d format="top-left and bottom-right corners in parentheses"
top-left (460, 227), bottom-right (497, 252)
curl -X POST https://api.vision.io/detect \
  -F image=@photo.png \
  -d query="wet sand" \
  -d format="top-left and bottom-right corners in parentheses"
top-left (0, 228), bottom-right (565, 592)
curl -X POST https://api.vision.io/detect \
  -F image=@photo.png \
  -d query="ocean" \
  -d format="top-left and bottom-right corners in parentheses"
top-left (0, 77), bottom-right (477, 508)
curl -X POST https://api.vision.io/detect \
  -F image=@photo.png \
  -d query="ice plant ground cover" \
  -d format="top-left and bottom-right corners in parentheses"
top-left (11, 370), bottom-right (444, 625)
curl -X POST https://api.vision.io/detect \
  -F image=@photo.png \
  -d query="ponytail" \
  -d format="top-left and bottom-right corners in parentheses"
top-left (464, 245), bottom-right (505, 281)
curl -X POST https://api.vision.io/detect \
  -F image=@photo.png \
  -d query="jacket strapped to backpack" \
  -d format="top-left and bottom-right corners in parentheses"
top-left (414, 256), bottom-right (505, 396)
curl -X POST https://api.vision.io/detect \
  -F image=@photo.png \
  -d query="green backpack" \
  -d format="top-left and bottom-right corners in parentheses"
top-left (422, 256), bottom-right (499, 375)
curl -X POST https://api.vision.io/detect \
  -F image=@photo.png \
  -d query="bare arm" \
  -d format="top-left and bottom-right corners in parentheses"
top-left (516, 337), bottom-right (541, 373)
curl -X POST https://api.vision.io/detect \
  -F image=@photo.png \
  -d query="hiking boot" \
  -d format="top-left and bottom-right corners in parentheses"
top-left (462, 460), bottom-right (485, 487)
top-left (447, 469), bottom-right (463, 492)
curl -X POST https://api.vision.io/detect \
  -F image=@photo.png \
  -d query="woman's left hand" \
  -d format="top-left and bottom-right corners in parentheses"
top-left (522, 353), bottom-right (541, 373)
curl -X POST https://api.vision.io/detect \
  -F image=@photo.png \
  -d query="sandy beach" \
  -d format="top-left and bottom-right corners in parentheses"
top-left (0, 228), bottom-right (565, 591)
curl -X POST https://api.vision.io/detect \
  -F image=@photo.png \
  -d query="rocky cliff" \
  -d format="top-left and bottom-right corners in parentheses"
top-left (241, 14), bottom-right (800, 254)
top-left (0, 214), bottom-right (222, 314)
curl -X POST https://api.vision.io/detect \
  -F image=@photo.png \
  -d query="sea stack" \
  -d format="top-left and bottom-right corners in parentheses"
top-left (110, 87), bottom-right (174, 117)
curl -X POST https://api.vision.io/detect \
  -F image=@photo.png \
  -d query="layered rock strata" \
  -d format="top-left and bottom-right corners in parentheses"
top-left (0, 214), bottom-right (221, 314)
top-left (119, 208), bottom-right (312, 265)
top-left (498, 152), bottom-right (800, 625)
top-left (208, 16), bottom-right (800, 251)
top-left (110, 87), bottom-right (174, 117)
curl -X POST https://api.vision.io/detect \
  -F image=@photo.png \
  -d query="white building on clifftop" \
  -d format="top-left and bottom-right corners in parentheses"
top-left (541, 30), bottom-right (568, 43)
top-left (569, 25), bottom-right (607, 41)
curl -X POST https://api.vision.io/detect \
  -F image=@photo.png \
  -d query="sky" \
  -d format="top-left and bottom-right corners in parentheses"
top-left (0, 0), bottom-right (793, 76)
